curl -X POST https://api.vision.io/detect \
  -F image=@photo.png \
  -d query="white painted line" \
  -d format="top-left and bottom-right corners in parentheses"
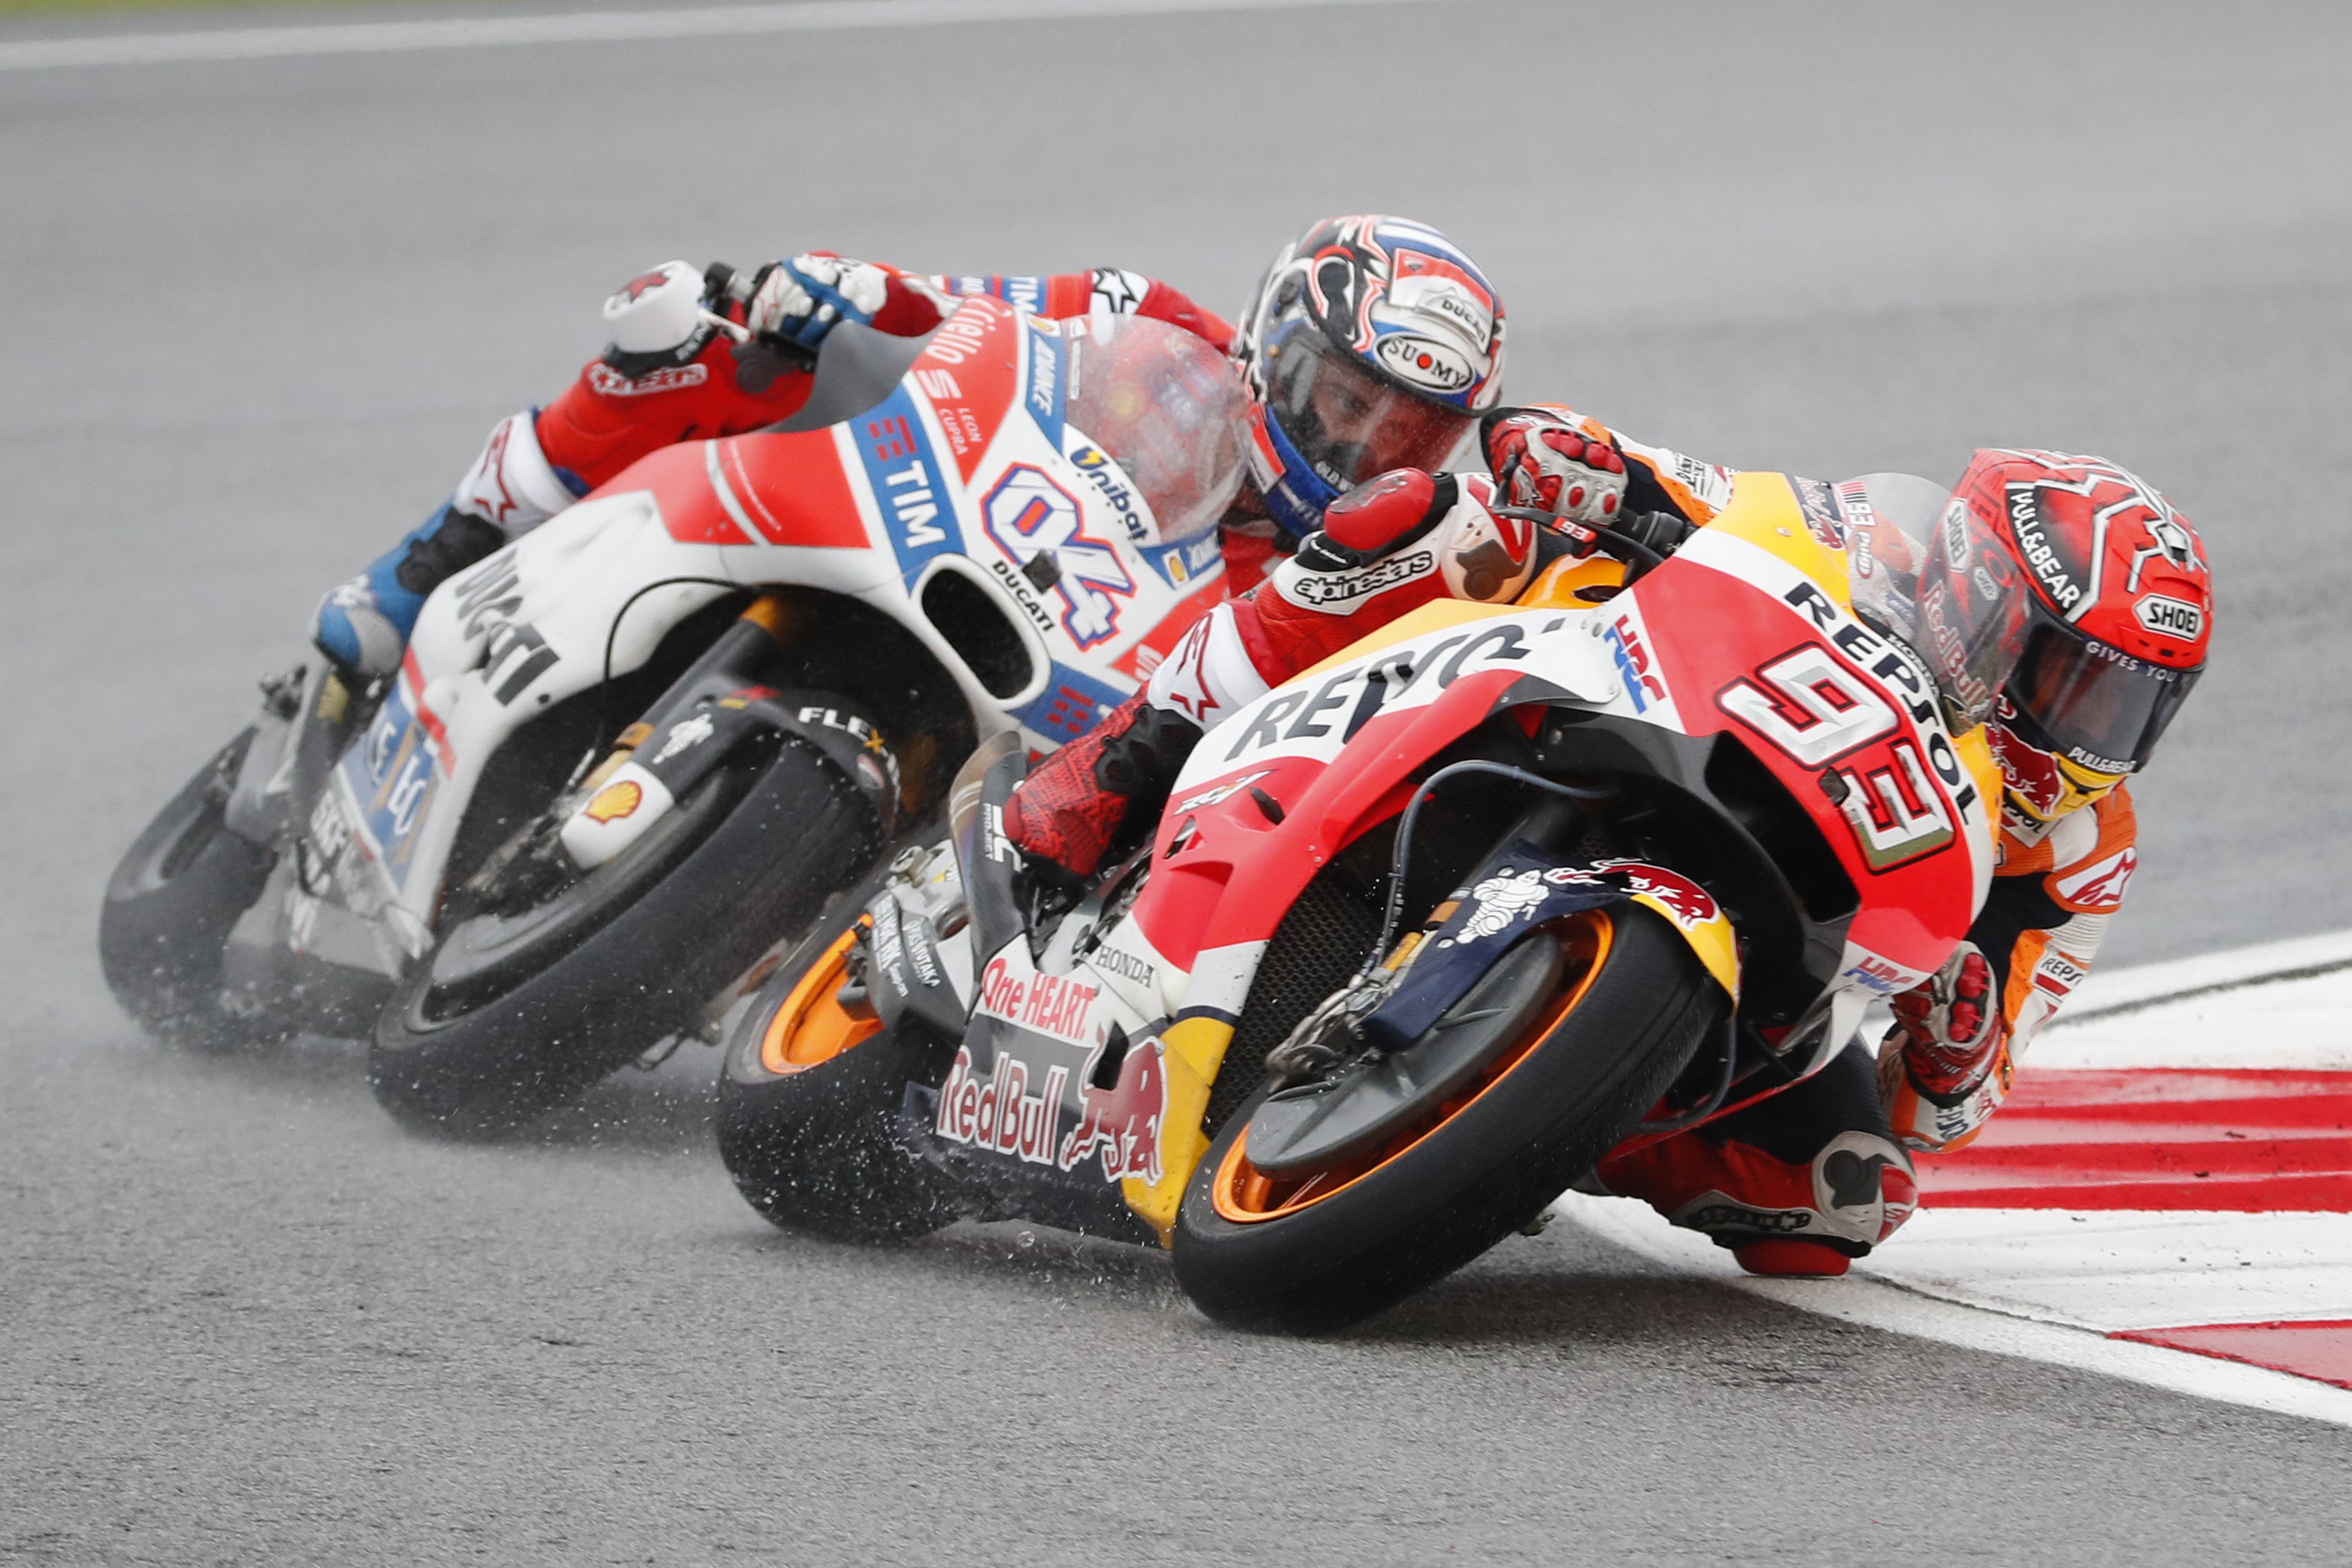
top-left (2034, 963), bottom-right (2352, 1069)
top-left (2063, 926), bottom-right (2352, 1020)
top-left (0, 0), bottom-right (1443, 73)
top-left (1555, 1191), bottom-right (2352, 1431)
top-left (1859, 1208), bottom-right (2352, 1333)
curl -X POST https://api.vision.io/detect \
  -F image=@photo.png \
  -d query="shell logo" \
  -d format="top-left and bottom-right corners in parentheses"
top-left (585, 780), bottom-right (643, 824)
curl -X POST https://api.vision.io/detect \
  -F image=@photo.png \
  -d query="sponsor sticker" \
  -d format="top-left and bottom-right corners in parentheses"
top-left (586, 362), bottom-right (709, 398)
top-left (586, 780), bottom-right (642, 823)
top-left (1373, 334), bottom-right (1474, 394)
top-left (853, 387), bottom-right (960, 581)
top-left (649, 712), bottom-right (714, 765)
top-left (2134, 594), bottom-right (2204, 640)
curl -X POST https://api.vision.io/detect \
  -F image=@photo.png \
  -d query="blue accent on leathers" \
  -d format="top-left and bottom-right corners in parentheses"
top-left (312, 501), bottom-right (454, 672)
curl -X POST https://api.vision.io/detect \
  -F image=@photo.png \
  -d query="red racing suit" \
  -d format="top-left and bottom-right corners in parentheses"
top-left (441, 259), bottom-right (1234, 542)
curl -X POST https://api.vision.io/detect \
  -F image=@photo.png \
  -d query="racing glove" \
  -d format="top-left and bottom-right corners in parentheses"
top-left (744, 254), bottom-right (890, 352)
top-left (1878, 941), bottom-right (2015, 1152)
top-left (1481, 408), bottom-right (1628, 529)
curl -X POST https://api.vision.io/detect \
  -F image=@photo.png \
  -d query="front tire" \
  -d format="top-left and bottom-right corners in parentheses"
top-left (98, 729), bottom-right (280, 1051)
top-left (370, 730), bottom-right (883, 1136)
top-left (1171, 905), bottom-right (1716, 1334)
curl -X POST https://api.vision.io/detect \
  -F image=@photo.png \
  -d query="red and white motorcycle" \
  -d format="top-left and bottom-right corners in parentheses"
top-left (715, 469), bottom-right (2018, 1330)
top-left (99, 298), bottom-right (1248, 1133)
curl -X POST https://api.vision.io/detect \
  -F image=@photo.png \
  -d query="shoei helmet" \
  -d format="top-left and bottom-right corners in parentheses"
top-left (1232, 215), bottom-right (1506, 540)
top-left (1948, 450), bottom-right (2213, 824)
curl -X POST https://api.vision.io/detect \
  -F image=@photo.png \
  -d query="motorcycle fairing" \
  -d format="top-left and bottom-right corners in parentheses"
top-left (1096, 474), bottom-right (2003, 1237)
top-left (913, 935), bottom-right (1176, 1242)
top-left (1628, 504), bottom-right (2000, 974)
top-left (304, 295), bottom-right (1229, 952)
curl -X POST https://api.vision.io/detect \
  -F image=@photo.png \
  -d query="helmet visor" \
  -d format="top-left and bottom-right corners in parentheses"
top-left (1260, 300), bottom-right (1475, 491)
top-left (1845, 475), bottom-right (2034, 732)
top-left (2009, 621), bottom-right (2201, 773)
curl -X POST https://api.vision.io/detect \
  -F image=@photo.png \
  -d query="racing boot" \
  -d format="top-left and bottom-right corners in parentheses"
top-left (1592, 1043), bottom-right (1918, 1277)
top-left (1002, 692), bottom-right (1202, 880)
top-left (313, 503), bottom-right (506, 679)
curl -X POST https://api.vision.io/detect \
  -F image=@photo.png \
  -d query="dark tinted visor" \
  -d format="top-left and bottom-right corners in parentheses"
top-left (2010, 622), bottom-right (2201, 772)
top-left (1262, 307), bottom-right (1474, 489)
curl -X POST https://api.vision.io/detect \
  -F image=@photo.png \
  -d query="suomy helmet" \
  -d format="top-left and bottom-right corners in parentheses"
top-left (1231, 215), bottom-right (1505, 540)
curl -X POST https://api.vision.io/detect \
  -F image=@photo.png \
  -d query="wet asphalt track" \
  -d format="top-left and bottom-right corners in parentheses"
top-left (7, 0), bottom-right (2352, 1560)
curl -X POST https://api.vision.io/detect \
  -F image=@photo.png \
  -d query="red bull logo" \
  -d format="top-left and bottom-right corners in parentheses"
top-left (1058, 1039), bottom-right (1168, 1185)
top-left (934, 1046), bottom-right (1068, 1167)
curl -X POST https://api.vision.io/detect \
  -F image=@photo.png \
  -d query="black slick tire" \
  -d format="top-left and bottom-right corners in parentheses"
top-left (370, 731), bottom-right (882, 1136)
top-left (98, 728), bottom-right (281, 1051)
top-left (714, 926), bottom-right (964, 1242)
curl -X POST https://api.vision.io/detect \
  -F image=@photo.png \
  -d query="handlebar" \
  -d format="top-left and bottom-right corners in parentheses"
top-left (1496, 505), bottom-right (1694, 585)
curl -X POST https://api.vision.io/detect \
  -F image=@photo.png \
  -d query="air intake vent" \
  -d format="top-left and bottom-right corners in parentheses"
top-left (1704, 735), bottom-right (1859, 923)
top-left (920, 568), bottom-right (1036, 700)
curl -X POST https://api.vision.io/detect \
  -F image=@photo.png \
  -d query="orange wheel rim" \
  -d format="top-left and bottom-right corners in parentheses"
top-left (758, 923), bottom-right (883, 1075)
top-left (1212, 909), bottom-right (1616, 1224)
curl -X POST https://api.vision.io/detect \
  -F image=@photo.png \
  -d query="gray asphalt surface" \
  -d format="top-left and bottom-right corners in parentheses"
top-left (6, 0), bottom-right (2352, 1561)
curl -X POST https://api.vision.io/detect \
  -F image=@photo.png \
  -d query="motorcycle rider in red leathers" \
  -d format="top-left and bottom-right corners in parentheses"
top-left (1004, 434), bottom-right (2214, 1277)
top-left (313, 255), bottom-right (1239, 676)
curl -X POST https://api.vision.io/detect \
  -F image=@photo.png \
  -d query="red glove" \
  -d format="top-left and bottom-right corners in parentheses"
top-left (1888, 942), bottom-right (2002, 1102)
top-left (1483, 411), bottom-right (1627, 527)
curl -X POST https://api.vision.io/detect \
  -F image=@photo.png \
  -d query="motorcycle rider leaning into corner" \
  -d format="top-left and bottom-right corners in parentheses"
top-left (1002, 438), bottom-right (2215, 1278)
top-left (313, 214), bottom-right (1681, 686)
top-left (312, 252), bottom-right (1234, 677)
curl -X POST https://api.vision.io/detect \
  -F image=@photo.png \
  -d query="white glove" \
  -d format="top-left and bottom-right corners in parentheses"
top-left (745, 254), bottom-right (890, 350)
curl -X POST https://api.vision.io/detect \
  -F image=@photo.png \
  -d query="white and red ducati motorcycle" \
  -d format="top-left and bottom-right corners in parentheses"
top-left (100, 300), bottom-right (1247, 1133)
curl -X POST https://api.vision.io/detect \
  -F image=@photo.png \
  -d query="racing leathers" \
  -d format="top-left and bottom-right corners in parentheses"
top-left (1005, 413), bottom-right (2143, 1278)
top-left (313, 257), bottom-right (1233, 676)
top-left (1001, 404), bottom-right (1725, 876)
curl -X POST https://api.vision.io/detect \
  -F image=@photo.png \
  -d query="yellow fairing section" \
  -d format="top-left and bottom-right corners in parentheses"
top-left (1519, 552), bottom-right (1627, 608)
top-left (1709, 472), bottom-right (1853, 611)
top-left (1631, 895), bottom-right (1741, 1000)
top-left (1124, 1014), bottom-right (1235, 1244)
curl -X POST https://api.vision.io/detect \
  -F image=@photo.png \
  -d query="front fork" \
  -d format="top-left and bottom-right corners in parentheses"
top-left (222, 660), bottom-right (373, 850)
top-left (569, 593), bottom-right (797, 801)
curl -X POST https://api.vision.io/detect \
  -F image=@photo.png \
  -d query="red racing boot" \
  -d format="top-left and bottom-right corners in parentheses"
top-left (1592, 1045), bottom-right (1919, 1276)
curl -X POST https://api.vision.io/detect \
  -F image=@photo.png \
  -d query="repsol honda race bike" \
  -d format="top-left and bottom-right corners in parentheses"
top-left (715, 469), bottom-right (2026, 1330)
top-left (100, 300), bottom-right (1247, 1134)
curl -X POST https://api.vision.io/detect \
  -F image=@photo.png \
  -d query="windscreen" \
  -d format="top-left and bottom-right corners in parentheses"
top-left (1841, 472), bottom-right (2033, 733)
top-left (1066, 315), bottom-right (1249, 548)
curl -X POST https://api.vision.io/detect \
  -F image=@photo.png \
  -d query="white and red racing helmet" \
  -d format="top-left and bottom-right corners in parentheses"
top-left (1230, 215), bottom-right (1506, 541)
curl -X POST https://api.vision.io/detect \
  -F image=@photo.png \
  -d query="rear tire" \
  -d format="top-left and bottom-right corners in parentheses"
top-left (98, 729), bottom-right (281, 1051)
top-left (714, 922), bottom-right (965, 1241)
top-left (370, 730), bottom-right (883, 1136)
top-left (1171, 904), bottom-right (1716, 1334)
